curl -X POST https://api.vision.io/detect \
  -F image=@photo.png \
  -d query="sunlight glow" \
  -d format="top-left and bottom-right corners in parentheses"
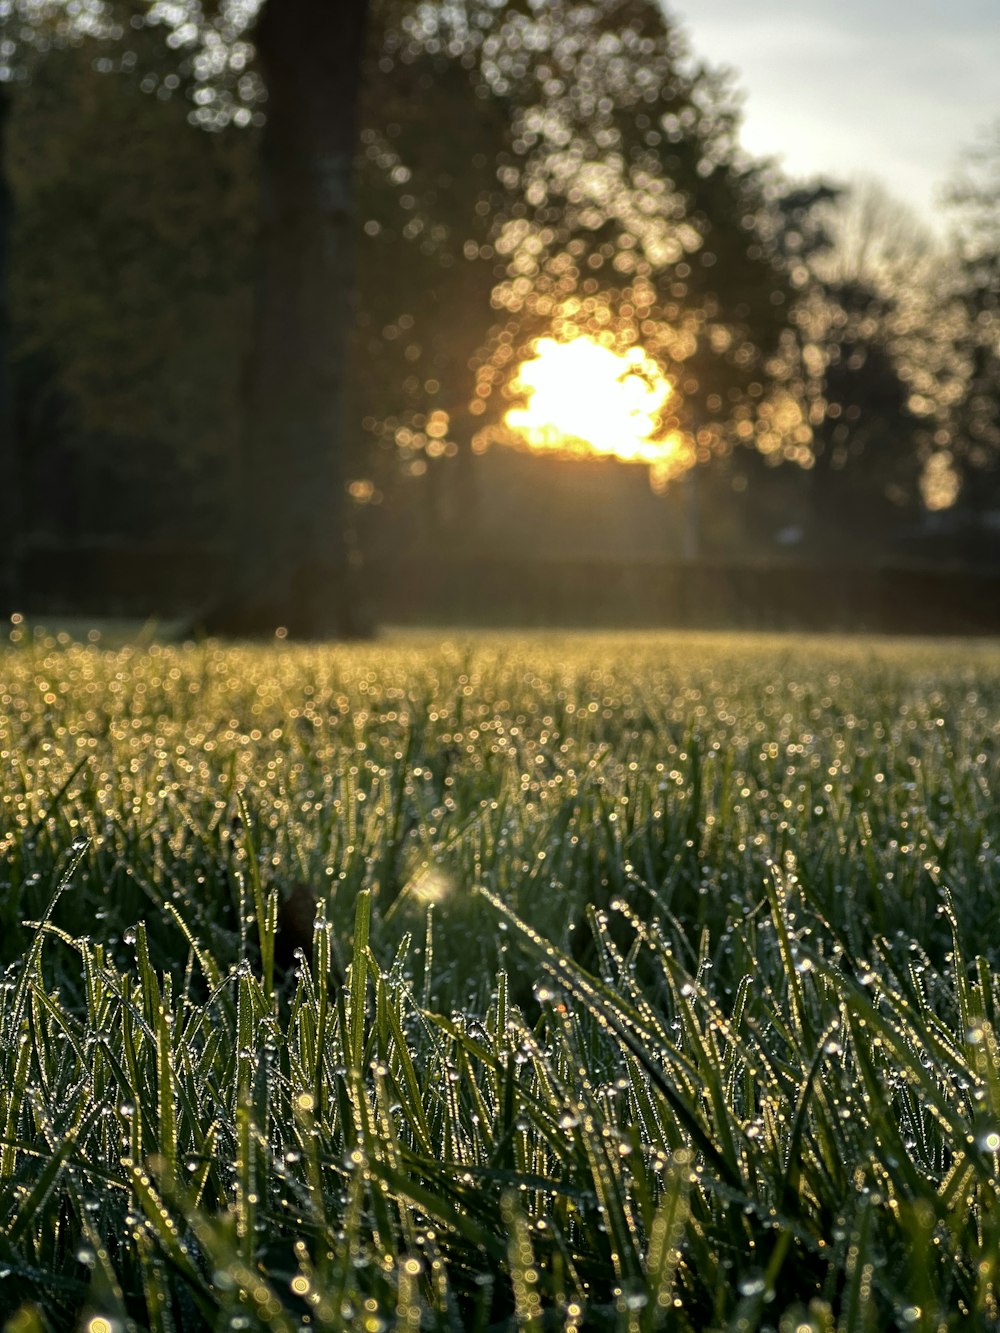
top-left (504, 337), bottom-right (691, 486)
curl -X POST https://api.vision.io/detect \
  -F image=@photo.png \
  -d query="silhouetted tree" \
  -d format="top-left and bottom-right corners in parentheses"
top-left (765, 180), bottom-right (966, 555)
top-left (946, 124), bottom-right (1000, 520)
top-left (464, 0), bottom-right (799, 467)
top-left (10, 40), bottom-right (255, 459)
top-left (348, 24), bottom-right (519, 552)
top-left (4, 0), bottom-right (374, 636)
top-left (201, 0), bottom-right (371, 637)
top-left (0, 2), bottom-right (117, 601)
top-left (0, 84), bottom-right (16, 609)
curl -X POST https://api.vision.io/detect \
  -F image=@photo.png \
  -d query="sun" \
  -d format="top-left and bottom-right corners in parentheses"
top-left (504, 336), bottom-right (691, 484)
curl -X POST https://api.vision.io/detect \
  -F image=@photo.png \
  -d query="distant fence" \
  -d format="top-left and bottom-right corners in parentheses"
top-left (18, 543), bottom-right (1000, 635)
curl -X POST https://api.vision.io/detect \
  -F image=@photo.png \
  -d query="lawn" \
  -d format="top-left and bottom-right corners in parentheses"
top-left (0, 629), bottom-right (998, 1331)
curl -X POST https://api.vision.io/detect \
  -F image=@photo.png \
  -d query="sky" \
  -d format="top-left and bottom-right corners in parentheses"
top-left (668, 0), bottom-right (1000, 230)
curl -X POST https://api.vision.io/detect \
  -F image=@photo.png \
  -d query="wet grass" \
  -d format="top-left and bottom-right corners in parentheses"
top-left (0, 629), bottom-right (998, 1331)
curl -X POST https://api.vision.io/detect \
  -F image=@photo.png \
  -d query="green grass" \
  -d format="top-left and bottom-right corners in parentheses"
top-left (0, 629), bottom-right (998, 1331)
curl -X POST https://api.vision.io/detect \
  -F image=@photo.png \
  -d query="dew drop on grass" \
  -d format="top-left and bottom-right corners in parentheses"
top-left (620, 1283), bottom-right (648, 1311)
top-left (736, 1272), bottom-right (766, 1297)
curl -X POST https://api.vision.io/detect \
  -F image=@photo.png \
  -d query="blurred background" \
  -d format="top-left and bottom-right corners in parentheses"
top-left (1, 0), bottom-right (998, 634)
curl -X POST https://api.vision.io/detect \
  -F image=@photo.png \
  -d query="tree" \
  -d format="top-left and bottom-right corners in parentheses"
top-left (278, 0), bottom-right (801, 557)
top-left (8, 36), bottom-right (258, 563)
top-left (0, 0), bottom-right (178, 607)
top-left (764, 179), bottom-right (966, 556)
top-left (0, 82), bottom-right (16, 608)
top-left (347, 18), bottom-right (519, 553)
top-left (203, 0), bottom-right (372, 636)
top-left (461, 0), bottom-right (798, 469)
top-left (945, 123), bottom-right (1000, 519)
top-left (2, 0), bottom-right (373, 636)
top-left (9, 39), bottom-right (256, 453)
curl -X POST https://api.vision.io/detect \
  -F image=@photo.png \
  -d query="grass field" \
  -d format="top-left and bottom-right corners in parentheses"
top-left (0, 629), bottom-right (998, 1332)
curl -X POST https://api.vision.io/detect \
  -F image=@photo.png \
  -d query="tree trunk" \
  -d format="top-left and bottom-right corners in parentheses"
top-left (204, 0), bottom-right (371, 637)
top-left (0, 84), bottom-right (20, 614)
